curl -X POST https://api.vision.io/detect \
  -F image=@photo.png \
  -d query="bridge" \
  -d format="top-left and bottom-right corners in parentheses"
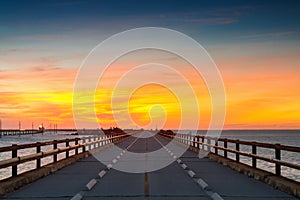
top-left (0, 130), bottom-right (299, 199)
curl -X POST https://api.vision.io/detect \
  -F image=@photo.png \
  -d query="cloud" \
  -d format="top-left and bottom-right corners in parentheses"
top-left (46, 1), bottom-right (87, 7)
top-left (179, 17), bottom-right (237, 25)
top-left (239, 31), bottom-right (299, 39)
top-left (204, 5), bottom-right (260, 17)
top-left (171, 5), bottom-right (260, 25)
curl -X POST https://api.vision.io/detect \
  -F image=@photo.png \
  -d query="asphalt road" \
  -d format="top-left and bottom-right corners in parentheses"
top-left (3, 131), bottom-right (296, 200)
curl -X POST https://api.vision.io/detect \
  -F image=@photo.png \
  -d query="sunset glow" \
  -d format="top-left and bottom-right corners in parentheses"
top-left (0, 1), bottom-right (300, 130)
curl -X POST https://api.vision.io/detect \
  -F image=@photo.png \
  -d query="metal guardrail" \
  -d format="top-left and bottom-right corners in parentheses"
top-left (0, 133), bottom-right (129, 180)
top-left (159, 132), bottom-right (300, 180)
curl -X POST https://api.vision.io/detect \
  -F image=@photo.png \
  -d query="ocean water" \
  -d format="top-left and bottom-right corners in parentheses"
top-left (0, 130), bottom-right (300, 182)
top-left (203, 130), bottom-right (300, 181)
top-left (0, 131), bottom-right (80, 180)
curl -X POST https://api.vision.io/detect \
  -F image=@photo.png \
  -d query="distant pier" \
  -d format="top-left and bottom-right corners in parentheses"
top-left (0, 129), bottom-right (42, 136)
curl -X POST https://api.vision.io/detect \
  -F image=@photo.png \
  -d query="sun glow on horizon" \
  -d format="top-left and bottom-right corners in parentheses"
top-left (1, 46), bottom-right (300, 130)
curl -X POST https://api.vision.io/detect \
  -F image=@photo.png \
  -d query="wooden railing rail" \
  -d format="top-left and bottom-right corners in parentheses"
top-left (159, 132), bottom-right (300, 179)
top-left (0, 132), bottom-right (130, 180)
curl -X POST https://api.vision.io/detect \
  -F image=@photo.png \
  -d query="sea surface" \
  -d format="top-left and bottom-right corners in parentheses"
top-left (0, 131), bottom-right (80, 180)
top-left (0, 130), bottom-right (300, 181)
top-left (204, 129), bottom-right (300, 181)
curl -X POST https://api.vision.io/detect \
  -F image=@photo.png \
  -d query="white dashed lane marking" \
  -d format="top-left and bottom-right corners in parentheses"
top-left (153, 135), bottom-right (224, 200)
top-left (86, 179), bottom-right (97, 190)
top-left (70, 137), bottom-right (139, 200)
top-left (98, 170), bottom-right (107, 178)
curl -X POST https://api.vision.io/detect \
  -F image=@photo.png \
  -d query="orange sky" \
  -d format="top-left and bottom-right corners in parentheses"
top-left (1, 1), bottom-right (300, 130)
top-left (1, 43), bottom-right (299, 130)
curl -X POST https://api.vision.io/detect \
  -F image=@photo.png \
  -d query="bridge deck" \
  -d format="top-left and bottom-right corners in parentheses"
top-left (3, 134), bottom-right (295, 200)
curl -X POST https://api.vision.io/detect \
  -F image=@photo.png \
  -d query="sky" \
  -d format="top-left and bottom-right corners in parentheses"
top-left (0, 0), bottom-right (300, 130)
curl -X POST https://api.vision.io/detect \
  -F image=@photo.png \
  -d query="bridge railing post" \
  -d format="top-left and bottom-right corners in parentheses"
top-left (12, 144), bottom-right (17, 177)
top-left (236, 141), bottom-right (240, 162)
top-left (96, 136), bottom-right (99, 148)
top-left (92, 137), bottom-right (95, 149)
top-left (36, 142), bottom-right (41, 168)
top-left (95, 136), bottom-right (98, 148)
top-left (82, 138), bottom-right (86, 152)
top-left (215, 140), bottom-right (218, 155)
top-left (193, 136), bottom-right (196, 148)
top-left (88, 138), bottom-right (92, 150)
top-left (53, 140), bottom-right (57, 162)
top-left (201, 137), bottom-right (204, 150)
top-left (93, 137), bottom-right (95, 149)
top-left (66, 139), bottom-right (69, 158)
top-left (275, 143), bottom-right (281, 175)
top-left (75, 138), bottom-right (78, 155)
top-left (180, 134), bottom-right (182, 143)
top-left (252, 143), bottom-right (257, 168)
top-left (224, 139), bottom-right (227, 158)
top-left (207, 138), bottom-right (211, 152)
